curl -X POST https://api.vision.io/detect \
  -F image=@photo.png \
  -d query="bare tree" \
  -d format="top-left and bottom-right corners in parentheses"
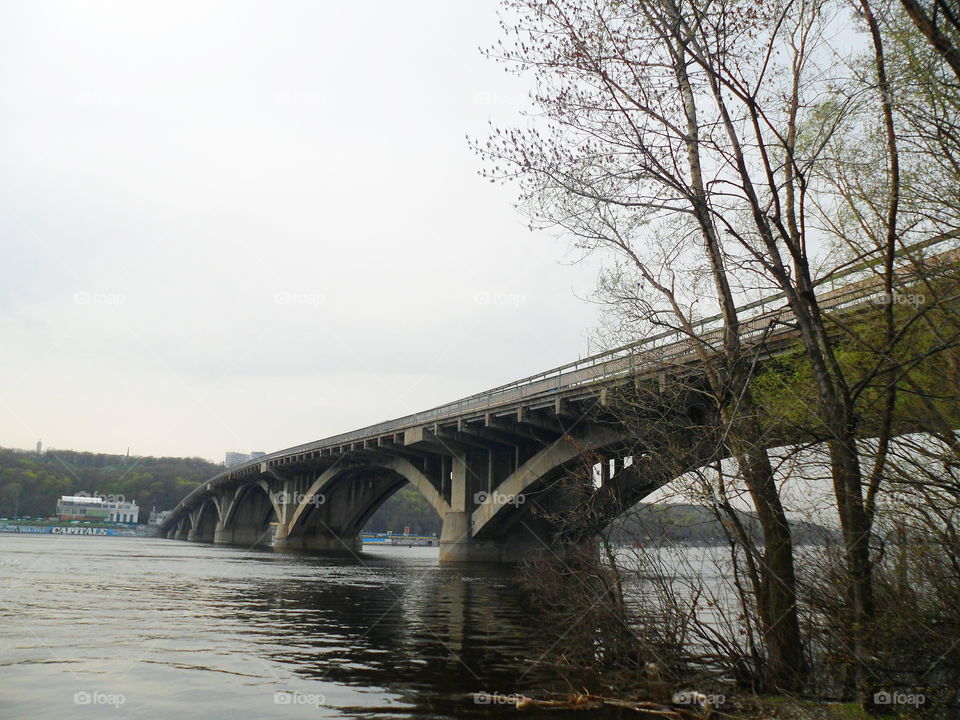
top-left (477, 0), bottom-right (960, 701)
top-left (475, 0), bottom-right (868, 691)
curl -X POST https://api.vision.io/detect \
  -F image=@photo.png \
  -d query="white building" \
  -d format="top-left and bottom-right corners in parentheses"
top-left (105, 499), bottom-right (138, 524)
top-left (56, 495), bottom-right (139, 524)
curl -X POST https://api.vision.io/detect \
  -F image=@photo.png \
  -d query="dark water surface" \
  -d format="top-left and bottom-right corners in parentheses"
top-left (0, 535), bottom-right (588, 719)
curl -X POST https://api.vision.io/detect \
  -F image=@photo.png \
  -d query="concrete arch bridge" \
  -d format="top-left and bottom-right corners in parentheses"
top-left (158, 244), bottom-right (957, 561)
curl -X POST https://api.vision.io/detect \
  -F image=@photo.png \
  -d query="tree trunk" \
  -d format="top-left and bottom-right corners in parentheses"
top-left (724, 394), bottom-right (807, 690)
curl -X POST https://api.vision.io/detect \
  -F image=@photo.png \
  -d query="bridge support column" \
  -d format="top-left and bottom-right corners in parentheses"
top-left (438, 444), bottom-right (589, 562)
top-left (438, 451), bottom-right (545, 563)
top-left (211, 480), bottom-right (278, 548)
top-left (439, 452), bottom-right (473, 562)
top-left (438, 511), bottom-right (472, 562)
top-left (274, 531), bottom-right (361, 554)
top-left (273, 478), bottom-right (361, 555)
top-left (213, 521), bottom-right (232, 545)
top-left (173, 517), bottom-right (190, 540)
top-left (440, 514), bottom-right (552, 563)
top-left (270, 475), bottom-right (299, 548)
top-left (214, 524), bottom-right (273, 546)
top-left (186, 504), bottom-right (217, 543)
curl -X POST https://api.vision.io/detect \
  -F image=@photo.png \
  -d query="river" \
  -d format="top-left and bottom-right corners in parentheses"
top-left (0, 535), bottom-right (620, 719)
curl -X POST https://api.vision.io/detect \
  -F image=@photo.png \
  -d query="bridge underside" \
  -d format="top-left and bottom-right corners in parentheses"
top-left (159, 388), bottom-right (714, 562)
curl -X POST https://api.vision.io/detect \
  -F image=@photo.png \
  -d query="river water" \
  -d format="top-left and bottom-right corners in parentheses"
top-left (0, 535), bottom-right (616, 719)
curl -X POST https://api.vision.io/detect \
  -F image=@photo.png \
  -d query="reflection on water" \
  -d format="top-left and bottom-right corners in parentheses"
top-left (0, 536), bottom-right (606, 719)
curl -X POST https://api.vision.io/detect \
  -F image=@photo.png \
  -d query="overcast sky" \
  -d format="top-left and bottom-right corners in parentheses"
top-left (0, 0), bottom-right (604, 462)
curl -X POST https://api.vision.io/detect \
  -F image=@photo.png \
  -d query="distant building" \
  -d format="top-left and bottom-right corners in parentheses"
top-left (225, 451), bottom-right (266, 467)
top-left (56, 495), bottom-right (139, 524)
top-left (225, 452), bottom-right (249, 467)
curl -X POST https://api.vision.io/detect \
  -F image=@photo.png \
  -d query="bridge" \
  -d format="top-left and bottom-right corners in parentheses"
top-left (158, 242), bottom-right (955, 561)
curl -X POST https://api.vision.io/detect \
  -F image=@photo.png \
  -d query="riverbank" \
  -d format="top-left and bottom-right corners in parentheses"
top-left (485, 691), bottom-right (916, 719)
top-left (728, 696), bottom-right (911, 720)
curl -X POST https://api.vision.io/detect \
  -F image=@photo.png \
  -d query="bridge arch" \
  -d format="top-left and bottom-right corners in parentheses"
top-left (471, 426), bottom-right (625, 538)
top-left (215, 483), bottom-right (278, 547)
top-left (286, 456), bottom-right (449, 534)
top-left (187, 496), bottom-right (220, 543)
top-left (277, 457), bottom-right (449, 552)
top-left (461, 418), bottom-right (724, 561)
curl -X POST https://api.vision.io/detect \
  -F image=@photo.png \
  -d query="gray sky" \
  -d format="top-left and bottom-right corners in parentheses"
top-left (0, 0), bottom-right (602, 462)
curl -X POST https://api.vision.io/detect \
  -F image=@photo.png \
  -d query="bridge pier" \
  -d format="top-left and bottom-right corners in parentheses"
top-left (173, 517), bottom-right (190, 540)
top-left (438, 511), bottom-right (472, 562)
top-left (273, 470), bottom-right (397, 555)
top-left (205, 482), bottom-right (279, 548)
top-left (439, 511), bottom-right (559, 563)
top-left (186, 503), bottom-right (216, 543)
top-left (214, 523), bottom-right (273, 547)
top-left (274, 530), bottom-right (361, 555)
top-left (437, 450), bottom-right (549, 562)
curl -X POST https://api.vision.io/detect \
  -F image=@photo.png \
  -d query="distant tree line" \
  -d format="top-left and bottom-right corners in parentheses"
top-left (0, 448), bottom-right (445, 536)
top-left (610, 504), bottom-right (835, 546)
top-left (364, 487), bottom-right (442, 536)
top-left (0, 448), bottom-right (222, 520)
